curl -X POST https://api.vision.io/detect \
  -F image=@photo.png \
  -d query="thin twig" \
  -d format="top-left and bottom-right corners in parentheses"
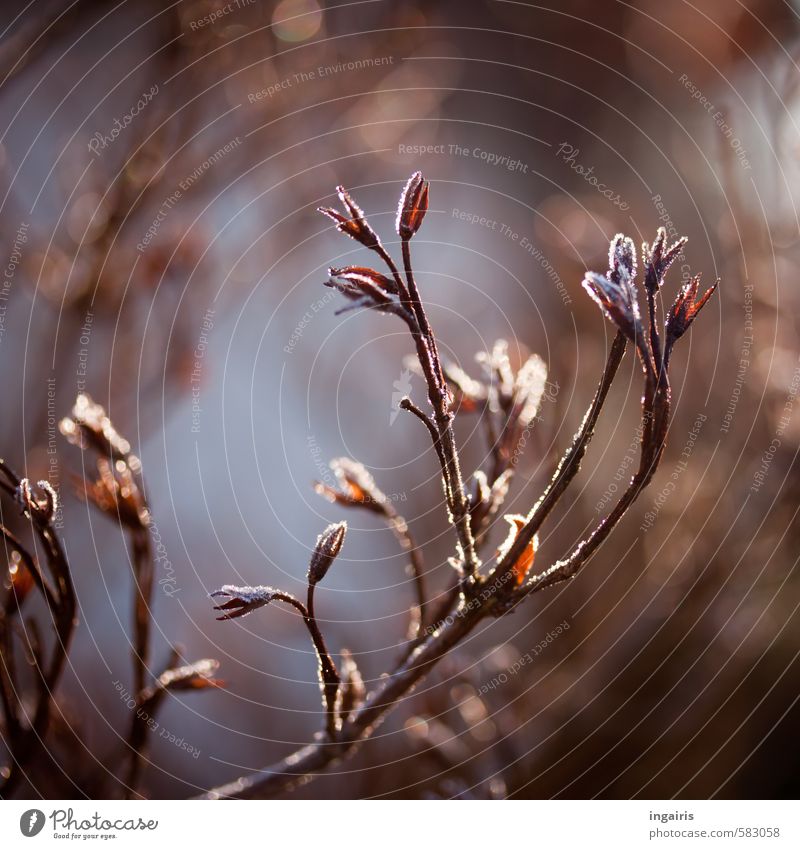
top-left (489, 331), bottom-right (628, 586)
top-left (305, 581), bottom-right (340, 738)
top-left (0, 464), bottom-right (76, 797)
top-left (200, 185), bottom-right (716, 802)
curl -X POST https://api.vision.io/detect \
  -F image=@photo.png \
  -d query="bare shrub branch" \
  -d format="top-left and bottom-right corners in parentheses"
top-left (200, 177), bottom-right (717, 799)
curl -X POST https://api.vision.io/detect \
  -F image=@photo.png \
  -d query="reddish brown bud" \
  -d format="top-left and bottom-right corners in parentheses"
top-left (308, 521), bottom-right (347, 586)
top-left (328, 266), bottom-right (397, 296)
top-left (642, 227), bottom-right (688, 295)
top-left (210, 585), bottom-right (283, 620)
top-left (317, 185), bottom-right (380, 249)
top-left (665, 275), bottom-right (718, 353)
top-left (314, 458), bottom-right (386, 514)
top-left (608, 233), bottom-right (637, 289)
top-left (326, 267), bottom-right (410, 320)
top-left (583, 270), bottom-right (642, 344)
top-left (396, 171), bottom-right (429, 239)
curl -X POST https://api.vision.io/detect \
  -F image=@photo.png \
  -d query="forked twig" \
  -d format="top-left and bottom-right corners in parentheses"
top-left (60, 394), bottom-right (222, 796)
top-left (200, 178), bottom-right (717, 799)
top-left (0, 463), bottom-right (76, 796)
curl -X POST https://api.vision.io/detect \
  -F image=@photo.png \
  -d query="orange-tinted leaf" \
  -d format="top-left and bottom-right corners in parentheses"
top-left (6, 552), bottom-right (35, 612)
top-left (497, 515), bottom-right (538, 586)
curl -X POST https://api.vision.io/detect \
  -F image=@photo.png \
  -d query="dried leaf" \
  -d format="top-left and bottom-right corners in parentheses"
top-left (496, 515), bottom-right (537, 586)
top-left (5, 551), bottom-right (34, 614)
top-left (315, 458), bottom-right (386, 514)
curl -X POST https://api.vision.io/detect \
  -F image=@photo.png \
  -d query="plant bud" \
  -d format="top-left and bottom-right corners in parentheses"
top-left (665, 275), bottom-right (718, 353)
top-left (396, 171), bottom-right (429, 239)
top-left (308, 521), bottom-right (347, 586)
top-left (317, 186), bottom-right (380, 249)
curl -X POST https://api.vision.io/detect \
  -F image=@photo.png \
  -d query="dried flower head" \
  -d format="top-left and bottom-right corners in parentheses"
top-left (583, 234), bottom-right (643, 344)
top-left (665, 274), bottom-right (718, 354)
top-left (477, 339), bottom-right (516, 401)
top-left (469, 469), bottom-right (513, 541)
top-left (60, 393), bottom-right (149, 530)
top-left (318, 185), bottom-right (380, 250)
top-left (326, 266), bottom-right (407, 319)
top-left (396, 171), bottom-right (429, 240)
top-left (308, 521), bottom-right (347, 586)
top-left (314, 458), bottom-right (385, 514)
top-left (583, 268), bottom-right (642, 344)
top-left (441, 360), bottom-right (488, 413)
top-left (72, 457), bottom-right (149, 530)
top-left (59, 393), bottom-right (134, 462)
top-left (608, 233), bottom-right (637, 290)
top-left (512, 353), bottom-right (548, 428)
top-left (210, 585), bottom-right (286, 620)
top-left (642, 227), bottom-right (688, 296)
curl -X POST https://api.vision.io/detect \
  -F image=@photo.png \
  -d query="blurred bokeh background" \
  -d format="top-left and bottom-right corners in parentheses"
top-left (1, 0), bottom-right (799, 799)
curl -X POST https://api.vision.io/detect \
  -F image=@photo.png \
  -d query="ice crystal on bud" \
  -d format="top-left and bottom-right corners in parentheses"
top-left (308, 521), bottom-right (347, 586)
